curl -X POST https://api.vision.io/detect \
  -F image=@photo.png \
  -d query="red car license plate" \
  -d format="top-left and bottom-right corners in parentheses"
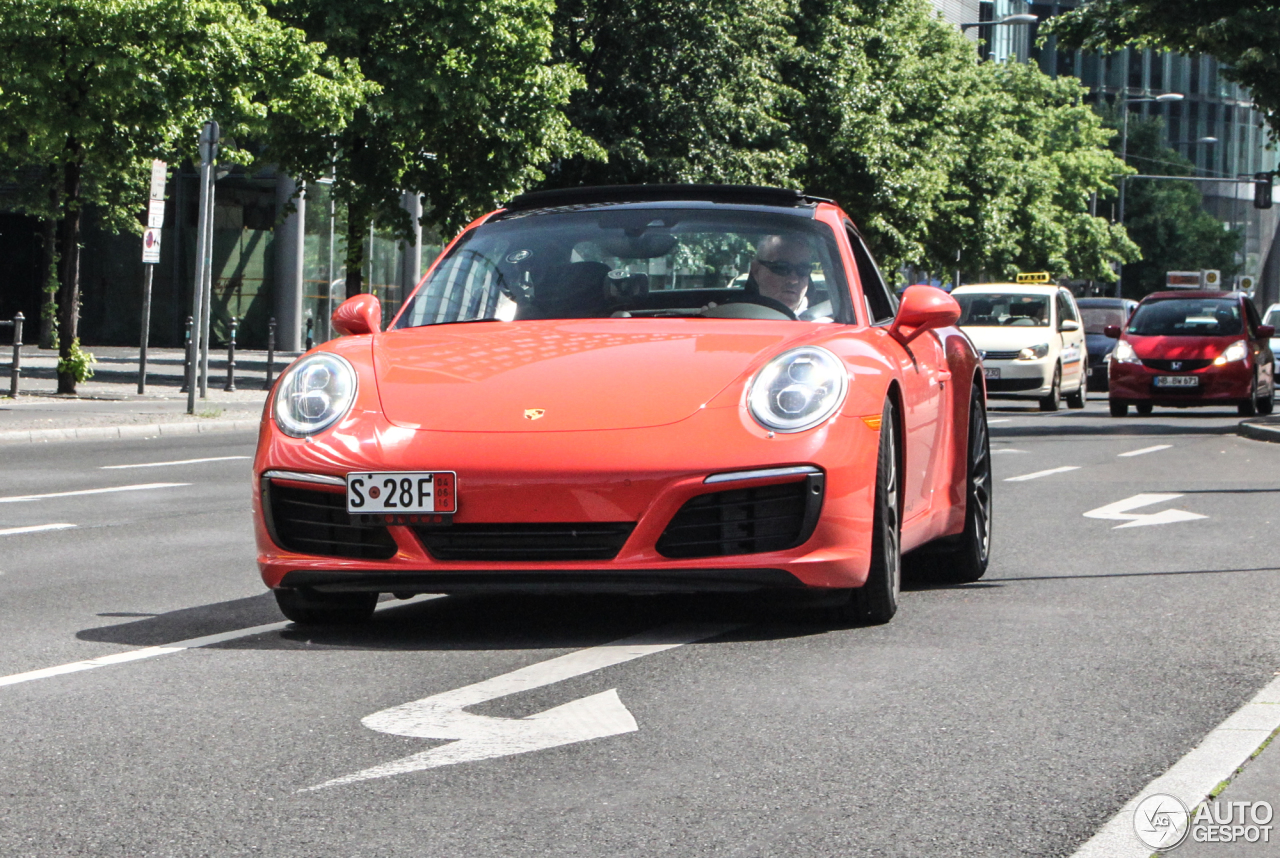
top-left (347, 471), bottom-right (457, 514)
top-left (1154, 376), bottom-right (1199, 388)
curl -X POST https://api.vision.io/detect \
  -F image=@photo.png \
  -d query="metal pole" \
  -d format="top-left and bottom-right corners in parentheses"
top-left (180, 315), bottom-right (193, 394)
top-left (137, 263), bottom-right (153, 394)
top-left (10, 313), bottom-right (22, 398)
top-left (188, 121), bottom-right (216, 415)
top-left (265, 317), bottom-right (276, 388)
top-left (224, 316), bottom-right (237, 392)
top-left (198, 146), bottom-right (216, 399)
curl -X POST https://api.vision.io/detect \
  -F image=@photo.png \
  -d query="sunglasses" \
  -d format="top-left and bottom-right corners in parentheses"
top-left (757, 258), bottom-right (816, 278)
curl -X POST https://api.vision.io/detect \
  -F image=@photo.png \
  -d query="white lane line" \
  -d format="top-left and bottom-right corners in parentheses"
top-left (0, 595), bottom-right (442, 690)
top-left (1118, 444), bottom-right (1172, 458)
top-left (988, 418), bottom-right (1011, 424)
top-left (992, 449), bottom-right (1027, 454)
top-left (101, 456), bottom-right (250, 470)
top-left (0, 482), bottom-right (189, 504)
top-left (309, 622), bottom-right (740, 790)
top-left (0, 523), bottom-right (77, 537)
top-left (1070, 676), bottom-right (1280, 858)
top-left (1004, 466), bottom-right (1081, 482)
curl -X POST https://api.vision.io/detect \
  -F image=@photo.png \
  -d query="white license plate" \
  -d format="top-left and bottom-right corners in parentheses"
top-left (1154, 375), bottom-right (1199, 388)
top-left (984, 367), bottom-right (1001, 380)
top-left (347, 471), bottom-right (457, 514)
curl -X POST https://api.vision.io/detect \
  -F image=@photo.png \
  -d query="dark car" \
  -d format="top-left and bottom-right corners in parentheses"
top-left (1077, 297), bottom-right (1137, 391)
top-left (1106, 290), bottom-right (1275, 416)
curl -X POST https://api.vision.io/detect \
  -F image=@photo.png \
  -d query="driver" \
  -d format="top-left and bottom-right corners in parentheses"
top-left (749, 234), bottom-right (813, 314)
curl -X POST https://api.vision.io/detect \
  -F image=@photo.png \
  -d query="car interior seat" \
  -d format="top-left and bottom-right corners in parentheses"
top-left (518, 261), bottom-right (614, 319)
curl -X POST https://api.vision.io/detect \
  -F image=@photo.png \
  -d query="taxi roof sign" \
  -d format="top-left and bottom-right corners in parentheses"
top-left (1015, 272), bottom-right (1051, 284)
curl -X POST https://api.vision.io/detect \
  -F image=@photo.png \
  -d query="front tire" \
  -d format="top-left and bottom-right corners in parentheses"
top-left (1135, 402), bottom-right (1153, 416)
top-left (274, 588), bottom-right (377, 626)
top-left (1065, 375), bottom-right (1086, 409)
top-left (846, 398), bottom-right (901, 625)
top-left (1039, 365), bottom-right (1061, 411)
top-left (931, 385), bottom-right (992, 584)
top-left (1109, 399), bottom-right (1128, 417)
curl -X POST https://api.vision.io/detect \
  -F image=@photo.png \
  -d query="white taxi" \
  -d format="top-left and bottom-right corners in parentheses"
top-left (952, 282), bottom-right (1087, 411)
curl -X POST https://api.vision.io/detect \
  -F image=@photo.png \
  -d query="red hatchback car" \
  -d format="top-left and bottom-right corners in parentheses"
top-left (252, 185), bottom-right (993, 627)
top-left (1106, 290), bottom-right (1275, 416)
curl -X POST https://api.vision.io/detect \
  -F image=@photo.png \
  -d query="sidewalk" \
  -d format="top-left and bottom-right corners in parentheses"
top-left (0, 344), bottom-right (299, 445)
top-left (1237, 414), bottom-right (1280, 444)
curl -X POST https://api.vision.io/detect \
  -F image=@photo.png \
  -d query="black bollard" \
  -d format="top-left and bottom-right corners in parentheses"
top-left (265, 317), bottom-right (277, 388)
top-left (179, 315), bottom-right (193, 393)
top-left (8, 312), bottom-right (22, 398)
top-left (224, 317), bottom-right (238, 392)
top-left (305, 317), bottom-right (314, 351)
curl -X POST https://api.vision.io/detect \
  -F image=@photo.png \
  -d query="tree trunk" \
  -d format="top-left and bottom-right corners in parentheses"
top-left (39, 215), bottom-right (58, 349)
top-left (344, 205), bottom-right (367, 299)
top-left (56, 157), bottom-right (83, 394)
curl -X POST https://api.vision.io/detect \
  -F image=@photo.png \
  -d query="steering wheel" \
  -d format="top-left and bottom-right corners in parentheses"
top-left (724, 294), bottom-right (798, 320)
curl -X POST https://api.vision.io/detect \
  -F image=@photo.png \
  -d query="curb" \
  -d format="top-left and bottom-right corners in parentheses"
top-left (0, 419), bottom-right (261, 446)
top-left (1237, 420), bottom-right (1280, 443)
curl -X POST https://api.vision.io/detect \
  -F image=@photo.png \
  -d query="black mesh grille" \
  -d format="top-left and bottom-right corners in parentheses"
top-left (415, 522), bottom-right (634, 561)
top-left (267, 483), bottom-right (398, 560)
top-left (656, 480), bottom-right (815, 559)
top-left (982, 350), bottom-right (1021, 361)
top-left (1143, 359), bottom-right (1213, 371)
top-left (986, 377), bottom-right (1043, 392)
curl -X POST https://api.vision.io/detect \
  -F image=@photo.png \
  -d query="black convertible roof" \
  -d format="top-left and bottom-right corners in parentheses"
top-left (504, 184), bottom-right (830, 213)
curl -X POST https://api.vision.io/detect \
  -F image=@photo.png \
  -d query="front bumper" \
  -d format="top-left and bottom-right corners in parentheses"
top-left (253, 406), bottom-right (881, 593)
top-left (1108, 359), bottom-right (1253, 405)
top-left (982, 358), bottom-right (1054, 398)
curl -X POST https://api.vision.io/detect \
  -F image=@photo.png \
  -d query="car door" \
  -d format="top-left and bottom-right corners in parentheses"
top-left (1057, 290), bottom-right (1086, 392)
top-left (847, 226), bottom-right (945, 520)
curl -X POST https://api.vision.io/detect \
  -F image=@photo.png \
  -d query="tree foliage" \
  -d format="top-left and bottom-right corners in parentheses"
top-left (271, 0), bottom-right (597, 296)
top-left (0, 0), bottom-right (370, 390)
top-left (1112, 117), bottom-right (1242, 296)
top-left (1047, 0), bottom-right (1280, 137)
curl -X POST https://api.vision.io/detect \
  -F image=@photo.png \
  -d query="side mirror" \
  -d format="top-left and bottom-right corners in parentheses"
top-left (1103, 324), bottom-right (1121, 339)
top-left (332, 294), bottom-right (382, 336)
top-left (1059, 319), bottom-right (1080, 332)
top-left (1259, 324), bottom-right (1276, 339)
top-left (889, 285), bottom-right (960, 345)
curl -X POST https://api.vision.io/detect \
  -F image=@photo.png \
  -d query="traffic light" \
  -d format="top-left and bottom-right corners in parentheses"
top-left (1255, 172), bottom-right (1274, 209)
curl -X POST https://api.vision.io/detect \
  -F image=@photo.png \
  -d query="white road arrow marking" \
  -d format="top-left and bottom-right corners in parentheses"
top-left (306, 622), bottom-right (739, 791)
top-left (1083, 493), bottom-right (1207, 529)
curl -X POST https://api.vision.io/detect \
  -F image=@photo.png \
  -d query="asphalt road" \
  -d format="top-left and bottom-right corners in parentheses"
top-left (1, 400), bottom-right (1277, 857)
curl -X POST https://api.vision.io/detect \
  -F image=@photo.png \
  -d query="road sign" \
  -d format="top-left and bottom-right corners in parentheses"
top-left (1202, 269), bottom-right (1221, 289)
top-left (146, 199), bottom-right (165, 229)
top-left (141, 227), bottom-right (162, 263)
top-left (1239, 274), bottom-right (1256, 293)
top-left (149, 160), bottom-right (167, 201)
top-left (1016, 272), bottom-right (1050, 284)
top-left (1166, 271), bottom-right (1201, 289)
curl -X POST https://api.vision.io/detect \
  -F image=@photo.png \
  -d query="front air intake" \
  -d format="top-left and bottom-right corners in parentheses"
top-left (656, 475), bottom-right (823, 559)
top-left (264, 482), bottom-right (398, 560)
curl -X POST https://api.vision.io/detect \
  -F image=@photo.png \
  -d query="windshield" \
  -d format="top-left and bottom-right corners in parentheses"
top-left (954, 293), bottom-right (1049, 327)
top-left (1127, 298), bottom-right (1243, 337)
top-left (395, 208), bottom-right (847, 327)
top-left (1080, 307), bottom-right (1128, 334)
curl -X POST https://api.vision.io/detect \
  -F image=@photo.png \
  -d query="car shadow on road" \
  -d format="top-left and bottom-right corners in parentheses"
top-left (991, 420), bottom-right (1238, 439)
top-left (75, 590), bottom-right (842, 653)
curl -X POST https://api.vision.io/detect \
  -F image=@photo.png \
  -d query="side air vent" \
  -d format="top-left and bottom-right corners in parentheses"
top-left (656, 475), bottom-right (823, 559)
top-left (265, 481), bottom-right (397, 560)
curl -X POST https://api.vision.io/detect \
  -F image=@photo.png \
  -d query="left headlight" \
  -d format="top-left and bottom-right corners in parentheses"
top-left (748, 346), bottom-right (848, 433)
top-left (273, 353), bottom-right (358, 438)
top-left (1017, 343), bottom-right (1050, 361)
top-left (1213, 339), bottom-right (1248, 365)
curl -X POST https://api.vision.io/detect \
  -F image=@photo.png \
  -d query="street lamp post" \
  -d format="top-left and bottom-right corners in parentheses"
top-left (1116, 92), bottom-right (1185, 298)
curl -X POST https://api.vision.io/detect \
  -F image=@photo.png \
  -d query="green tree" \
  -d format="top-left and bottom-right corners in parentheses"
top-left (927, 61), bottom-right (1138, 283)
top-left (540, 0), bottom-right (802, 188)
top-left (0, 0), bottom-right (369, 392)
top-left (1111, 117), bottom-right (1242, 296)
top-left (1047, 1), bottom-right (1280, 136)
top-left (271, 0), bottom-right (596, 297)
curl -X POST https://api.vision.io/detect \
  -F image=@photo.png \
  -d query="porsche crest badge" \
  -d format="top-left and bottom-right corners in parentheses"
top-left (524, 408), bottom-right (546, 420)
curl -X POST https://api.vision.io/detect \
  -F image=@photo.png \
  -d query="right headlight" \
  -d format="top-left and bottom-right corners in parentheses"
top-left (1016, 343), bottom-right (1050, 361)
top-left (747, 347), bottom-right (848, 433)
top-left (273, 353), bottom-right (358, 437)
top-left (1111, 339), bottom-right (1140, 364)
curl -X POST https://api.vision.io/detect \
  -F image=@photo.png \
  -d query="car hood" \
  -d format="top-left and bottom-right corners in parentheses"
top-left (1125, 334), bottom-right (1241, 360)
top-left (959, 326), bottom-right (1055, 352)
top-left (371, 319), bottom-right (811, 431)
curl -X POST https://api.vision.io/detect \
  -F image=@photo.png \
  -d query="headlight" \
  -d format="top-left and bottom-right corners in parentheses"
top-left (747, 347), bottom-right (848, 433)
top-left (1016, 343), bottom-right (1049, 361)
top-left (1213, 339), bottom-right (1248, 365)
top-left (273, 353), bottom-right (358, 437)
top-left (1112, 340), bottom-right (1140, 364)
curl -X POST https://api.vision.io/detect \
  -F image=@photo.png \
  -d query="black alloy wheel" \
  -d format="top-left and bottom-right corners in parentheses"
top-left (1065, 375), bottom-right (1087, 409)
top-left (930, 385), bottom-right (992, 584)
top-left (846, 397), bottom-right (901, 624)
top-left (1039, 365), bottom-right (1061, 411)
top-left (1239, 378), bottom-right (1260, 417)
top-left (275, 588), bottom-right (378, 626)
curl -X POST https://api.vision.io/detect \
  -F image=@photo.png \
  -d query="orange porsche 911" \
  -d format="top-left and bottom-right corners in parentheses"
top-left (252, 185), bottom-right (991, 626)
